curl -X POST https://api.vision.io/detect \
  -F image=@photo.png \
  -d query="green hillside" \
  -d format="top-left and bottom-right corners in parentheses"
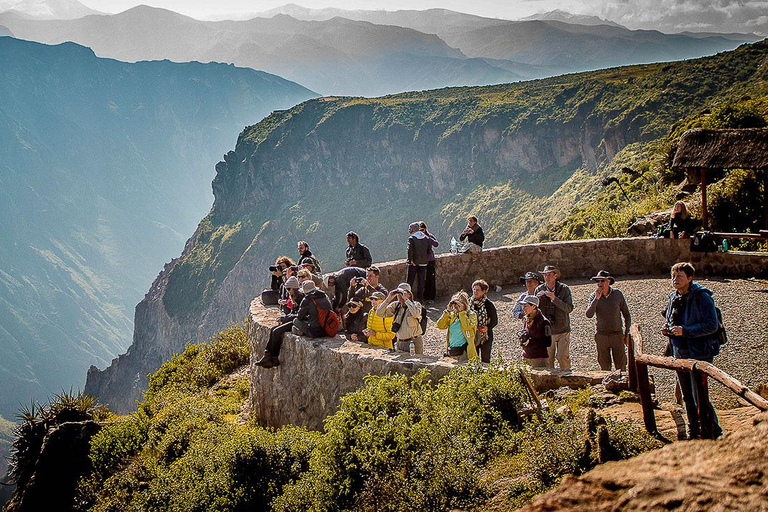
top-left (166, 40), bottom-right (768, 319)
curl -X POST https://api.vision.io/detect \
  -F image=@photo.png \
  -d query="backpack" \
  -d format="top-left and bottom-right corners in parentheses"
top-left (691, 231), bottom-right (718, 253)
top-left (311, 298), bottom-right (340, 337)
top-left (715, 306), bottom-right (727, 345)
top-left (419, 304), bottom-right (428, 336)
top-left (261, 288), bottom-right (279, 306)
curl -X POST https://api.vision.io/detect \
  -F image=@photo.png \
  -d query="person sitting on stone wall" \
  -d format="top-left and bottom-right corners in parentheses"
top-left (255, 277), bottom-right (306, 369)
top-left (278, 276), bottom-right (304, 317)
top-left (345, 231), bottom-right (373, 268)
top-left (659, 201), bottom-right (698, 239)
top-left (458, 216), bottom-right (485, 253)
top-left (344, 299), bottom-right (367, 341)
top-left (518, 295), bottom-right (552, 368)
top-left (292, 280), bottom-right (333, 339)
top-left (348, 266), bottom-right (388, 314)
top-left (437, 290), bottom-right (478, 362)
top-left (585, 270), bottom-right (631, 372)
top-left (268, 255), bottom-right (295, 291)
top-left (363, 292), bottom-right (395, 350)
top-left (470, 279), bottom-right (498, 364)
top-left (535, 265), bottom-right (574, 370)
top-left (376, 283), bottom-right (424, 355)
top-left (297, 240), bottom-right (322, 274)
top-left (513, 271), bottom-right (543, 319)
top-left (299, 258), bottom-right (323, 287)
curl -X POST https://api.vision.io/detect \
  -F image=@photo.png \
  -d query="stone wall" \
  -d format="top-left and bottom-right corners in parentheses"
top-left (376, 237), bottom-right (768, 295)
top-left (248, 237), bottom-right (768, 430)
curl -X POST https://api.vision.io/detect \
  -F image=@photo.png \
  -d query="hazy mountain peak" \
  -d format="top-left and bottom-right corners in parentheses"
top-left (520, 9), bottom-right (623, 28)
top-left (0, 0), bottom-right (98, 19)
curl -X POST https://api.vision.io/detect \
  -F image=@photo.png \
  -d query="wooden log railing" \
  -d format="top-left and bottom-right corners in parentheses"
top-left (628, 325), bottom-right (768, 435)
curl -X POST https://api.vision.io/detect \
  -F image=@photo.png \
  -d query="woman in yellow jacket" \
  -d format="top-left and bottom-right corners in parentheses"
top-left (363, 292), bottom-right (396, 349)
top-left (437, 291), bottom-right (478, 361)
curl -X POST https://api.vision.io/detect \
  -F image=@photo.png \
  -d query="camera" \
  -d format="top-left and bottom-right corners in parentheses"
top-left (517, 330), bottom-right (531, 347)
top-left (353, 277), bottom-right (365, 285)
top-left (391, 321), bottom-right (401, 333)
top-left (268, 265), bottom-right (280, 272)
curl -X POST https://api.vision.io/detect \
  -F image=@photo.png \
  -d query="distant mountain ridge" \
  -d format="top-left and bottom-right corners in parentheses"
top-left (0, 36), bottom-right (316, 419)
top-left (85, 40), bottom-right (768, 412)
top-left (0, 5), bottom-right (755, 96)
top-left (519, 9), bottom-right (623, 28)
top-left (0, 0), bottom-right (98, 19)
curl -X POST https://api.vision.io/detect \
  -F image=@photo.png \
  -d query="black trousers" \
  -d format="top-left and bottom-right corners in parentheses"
top-left (266, 322), bottom-right (293, 357)
top-left (424, 260), bottom-right (437, 301)
top-left (406, 265), bottom-right (427, 301)
top-left (676, 361), bottom-right (721, 439)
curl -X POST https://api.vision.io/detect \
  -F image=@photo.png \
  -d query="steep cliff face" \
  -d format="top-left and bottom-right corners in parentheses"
top-left (85, 41), bottom-right (768, 412)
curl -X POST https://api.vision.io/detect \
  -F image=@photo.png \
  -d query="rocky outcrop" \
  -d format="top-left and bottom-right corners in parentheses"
top-left (4, 421), bottom-right (101, 512)
top-left (518, 412), bottom-right (768, 511)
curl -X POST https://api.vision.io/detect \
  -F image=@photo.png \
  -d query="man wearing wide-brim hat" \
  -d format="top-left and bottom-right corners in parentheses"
top-left (585, 270), bottom-right (632, 371)
top-left (535, 265), bottom-right (574, 369)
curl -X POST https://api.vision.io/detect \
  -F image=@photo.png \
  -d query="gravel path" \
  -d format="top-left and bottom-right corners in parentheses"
top-left (421, 276), bottom-right (768, 408)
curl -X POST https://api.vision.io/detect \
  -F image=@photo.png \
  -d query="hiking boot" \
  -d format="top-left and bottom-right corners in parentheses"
top-left (255, 352), bottom-right (277, 368)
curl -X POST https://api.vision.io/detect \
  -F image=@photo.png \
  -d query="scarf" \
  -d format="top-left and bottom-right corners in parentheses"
top-left (525, 310), bottom-right (537, 328)
top-left (470, 296), bottom-right (490, 346)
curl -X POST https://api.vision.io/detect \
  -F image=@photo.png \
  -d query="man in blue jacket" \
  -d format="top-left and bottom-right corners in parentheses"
top-left (663, 261), bottom-right (722, 440)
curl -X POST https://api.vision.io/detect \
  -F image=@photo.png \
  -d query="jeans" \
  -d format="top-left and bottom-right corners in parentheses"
top-left (266, 322), bottom-right (293, 356)
top-left (677, 359), bottom-right (722, 439)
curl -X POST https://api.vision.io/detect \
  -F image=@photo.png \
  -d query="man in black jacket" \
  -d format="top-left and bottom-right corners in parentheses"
top-left (297, 240), bottom-right (322, 274)
top-left (406, 222), bottom-right (431, 302)
top-left (345, 231), bottom-right (372, 268)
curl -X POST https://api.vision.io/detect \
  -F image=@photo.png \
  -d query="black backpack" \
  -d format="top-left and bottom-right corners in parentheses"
top-left (715, 306), bottom-right (727, 345)
top-left (691, 231), bottom-right (718, 253)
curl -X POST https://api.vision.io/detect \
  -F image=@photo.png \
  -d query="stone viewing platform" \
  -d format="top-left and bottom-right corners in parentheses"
top-left (247, 237), bottom-right (768, 430)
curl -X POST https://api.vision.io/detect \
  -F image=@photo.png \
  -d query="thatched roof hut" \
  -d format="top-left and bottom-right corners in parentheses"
top-left (671, 128), bottom-right (768, 231)
top-left (673, 128), bottom-right (768, 173)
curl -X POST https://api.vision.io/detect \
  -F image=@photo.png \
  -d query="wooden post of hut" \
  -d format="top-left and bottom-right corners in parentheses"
top-left (672, 128), bottom-right (768, 233)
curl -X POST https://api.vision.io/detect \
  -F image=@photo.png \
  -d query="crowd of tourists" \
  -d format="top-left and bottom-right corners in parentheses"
top-left (257, 215), bottom-right (724, 440)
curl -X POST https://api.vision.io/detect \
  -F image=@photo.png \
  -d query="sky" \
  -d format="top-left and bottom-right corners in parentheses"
top-left (73, 0), bottom-right (768, 35)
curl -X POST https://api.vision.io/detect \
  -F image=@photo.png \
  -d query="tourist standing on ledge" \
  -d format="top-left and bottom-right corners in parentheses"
top-left (535, 265), bottom-right (574, 370)
top-left (469, 280), bottom-right (497, 363)
top-left (419, 221), bottom-right (439, 304)
top-left (459, 215), bottom-right (484, 253)
top-left (363, 292), bottom-right (395, 350)
top-left (377, 283), bottom-right (424, 355)
top-left (297, 240), bottom-right (322, 274)
top-left (437, 291), bottom-right (478, 362)
top-left (406, 222), bottom-right (431, 302)
top-left (345, 231), bottom-right (372, 268)
top-left (585, 270), bottom-right (631, 371)
top-left (513, 271), bottom-right (543, 318)
top-left (518, 295), bottom-right (552, 368)
top-left (662, 261), bottom-right (722, 440)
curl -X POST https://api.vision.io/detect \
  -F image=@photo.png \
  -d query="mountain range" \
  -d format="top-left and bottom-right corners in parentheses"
top-left (0, 5), bottom-right (756, 96)
top-left (85, 40), bottom-right (768, 412)
top-left (0, 0), bottom-right (97, 19)
top-left (0, 36), bottom-right (316, 419)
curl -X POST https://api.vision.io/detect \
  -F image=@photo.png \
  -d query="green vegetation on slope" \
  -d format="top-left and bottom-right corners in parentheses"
top-left (544, 93), bottom-right (768, 245)
top-left (74, 325), bottom-right (661, 512)
top-left (162, 40), bottom-right (768, 321)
